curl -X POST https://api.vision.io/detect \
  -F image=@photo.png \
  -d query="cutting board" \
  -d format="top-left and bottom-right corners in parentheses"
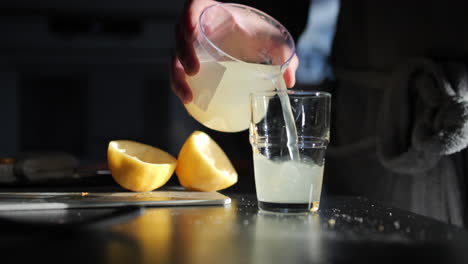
top-left (0, 189), bottom-right (231, 211)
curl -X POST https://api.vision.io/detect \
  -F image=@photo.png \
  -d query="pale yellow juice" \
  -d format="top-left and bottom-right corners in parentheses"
top-left (185, 61), bottom-right (279, 132)
top-left (253, 153), bottom-right (323, 211)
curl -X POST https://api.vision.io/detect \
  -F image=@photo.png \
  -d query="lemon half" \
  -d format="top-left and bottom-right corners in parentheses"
top-left (108, 140), bottom-right (177, 192)
top-left (176, 131), bottom-right (237, 192)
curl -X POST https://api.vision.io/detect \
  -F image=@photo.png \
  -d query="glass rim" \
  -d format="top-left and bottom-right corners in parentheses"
top-left (199, 3), bottom-right (296, 68)
top-left (250, 90), bottom-right (332, 98)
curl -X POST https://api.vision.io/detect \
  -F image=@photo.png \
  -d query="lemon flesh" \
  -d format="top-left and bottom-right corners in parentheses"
top-left (108, 140), bottom-right (177, 192)
top-left (176, 131), bottom-right (237, 192)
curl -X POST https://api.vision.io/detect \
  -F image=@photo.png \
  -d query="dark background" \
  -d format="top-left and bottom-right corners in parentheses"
top-left (0, 0), bottom-right (310, 192)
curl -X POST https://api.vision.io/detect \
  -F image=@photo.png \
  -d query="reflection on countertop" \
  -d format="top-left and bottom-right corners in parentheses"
top-left (1, 194), bottom-right (467, 264)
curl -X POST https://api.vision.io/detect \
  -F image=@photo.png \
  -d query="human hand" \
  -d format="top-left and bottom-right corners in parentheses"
top-left (171, 0), bottom-right (215, 104)
top-left (171, 0), bottom-right (299, 104)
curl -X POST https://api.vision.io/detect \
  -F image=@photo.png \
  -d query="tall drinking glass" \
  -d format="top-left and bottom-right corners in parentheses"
top-left (250, 90), bottom-right (331, 213)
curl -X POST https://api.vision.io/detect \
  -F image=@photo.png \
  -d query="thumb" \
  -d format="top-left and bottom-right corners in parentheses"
top-left (283, 54), bottom-right (299, 88)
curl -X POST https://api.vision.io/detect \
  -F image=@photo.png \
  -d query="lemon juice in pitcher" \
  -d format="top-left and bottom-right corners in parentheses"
top-left (185, 60), bottom-right (279, 132)
top-left (184, 3), bottom-right (297, 134)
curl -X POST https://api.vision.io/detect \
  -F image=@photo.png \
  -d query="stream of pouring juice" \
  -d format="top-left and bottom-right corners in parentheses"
top-left (273, 78), bottom-right (300, 161)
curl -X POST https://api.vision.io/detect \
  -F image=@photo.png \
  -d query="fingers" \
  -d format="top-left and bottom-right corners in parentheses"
top-left (171, 56), bottom-right (193, 104)
top-left (176, 0), bottom-right (216, 75)
top-left (173, 0), bottom-right (217, 104)
top-left (283, 54), bottom-right (299, 88)
top-left (176, 0), bottom-right (198, 75)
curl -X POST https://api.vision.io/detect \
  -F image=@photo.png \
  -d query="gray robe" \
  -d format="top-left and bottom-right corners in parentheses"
top-left (325, 0), bottom-right (468, 227)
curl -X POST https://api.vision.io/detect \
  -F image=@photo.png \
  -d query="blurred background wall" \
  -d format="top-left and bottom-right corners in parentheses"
top-left (0, 0), bottom-right (178, 154)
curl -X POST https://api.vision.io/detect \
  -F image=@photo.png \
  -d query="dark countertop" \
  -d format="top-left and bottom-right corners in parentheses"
top-left (0, 193), bottom-right (467, 264)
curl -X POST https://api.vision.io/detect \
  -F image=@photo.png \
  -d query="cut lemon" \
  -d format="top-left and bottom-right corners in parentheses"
top-left (108, 140), bottom-right (177, 192)
top-left (176, 131), bottom-right (237, 192)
